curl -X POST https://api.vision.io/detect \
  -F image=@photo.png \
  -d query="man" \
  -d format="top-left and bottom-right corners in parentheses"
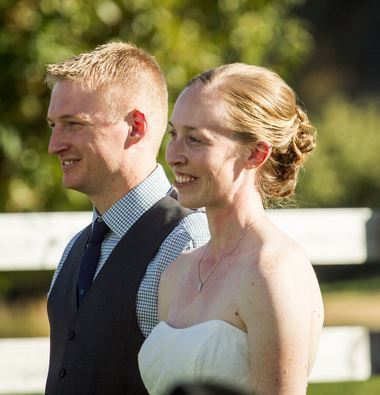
top-left (45, 42), bottom-right (209, 394)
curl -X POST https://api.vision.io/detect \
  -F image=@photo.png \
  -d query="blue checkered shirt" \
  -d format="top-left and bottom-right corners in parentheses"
top-left (48, 165), bottom-right (210, 337)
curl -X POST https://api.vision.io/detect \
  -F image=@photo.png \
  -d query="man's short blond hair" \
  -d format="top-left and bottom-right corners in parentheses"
top-left (46, 42), bottom-right (168, 152)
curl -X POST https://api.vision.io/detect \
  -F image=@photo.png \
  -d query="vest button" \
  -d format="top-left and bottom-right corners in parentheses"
top-left (68, 330), bottom-right (75, 340)
top-left (59, 368), bottom-right (66, 377)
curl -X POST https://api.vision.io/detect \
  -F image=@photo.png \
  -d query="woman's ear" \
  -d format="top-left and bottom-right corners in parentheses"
top-left (246, 141), bottom-right (272, 168)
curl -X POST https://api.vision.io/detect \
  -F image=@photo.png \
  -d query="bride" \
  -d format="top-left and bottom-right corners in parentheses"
top-left (138, 63), bottom-right (324, 395)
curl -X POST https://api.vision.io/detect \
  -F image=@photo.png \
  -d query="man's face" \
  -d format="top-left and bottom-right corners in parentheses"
top-left (47, 80), bottom-right (129, 202)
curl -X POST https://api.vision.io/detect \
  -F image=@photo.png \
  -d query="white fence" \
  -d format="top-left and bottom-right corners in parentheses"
top-left (0, 209), bottom-right (379, 393)
top-left (2, 208), bottom-right (379, 271)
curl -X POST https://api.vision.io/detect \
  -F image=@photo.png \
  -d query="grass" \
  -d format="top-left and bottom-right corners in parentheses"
top-left (0, 296), bottom-right (49, 337)
top-left (320, 272), bottom-right (380, 294)
top-left (323, 291), bottom-right (380, 328)
top-left (1, 274), bottom-right (380, 337)
top-left (308, 376), bottom-right (380, 395)
top-left (321, 273), bottom-right (380, 329)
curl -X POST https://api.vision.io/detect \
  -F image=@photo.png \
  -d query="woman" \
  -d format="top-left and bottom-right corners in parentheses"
top-left (138, 64), bottom-right (324, 395)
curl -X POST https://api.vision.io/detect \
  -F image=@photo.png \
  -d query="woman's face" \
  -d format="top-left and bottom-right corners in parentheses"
top-left (166, 85), bottom-right (248, 209)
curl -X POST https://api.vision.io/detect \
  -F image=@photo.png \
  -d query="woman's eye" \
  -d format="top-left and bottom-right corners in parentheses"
top-left (188, 136), bottom-right (201, 144)
top-left (167, 129), bottom-right (176, 138)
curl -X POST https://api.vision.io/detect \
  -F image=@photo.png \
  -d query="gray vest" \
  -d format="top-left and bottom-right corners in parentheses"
top-left (46, 196), bottom-right (192, 394)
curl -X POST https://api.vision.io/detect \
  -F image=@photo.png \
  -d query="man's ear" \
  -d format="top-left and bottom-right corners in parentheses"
top-left (128, 109), bottom-right (147, 138)
top-left (246, 140), bottom-right (272, 168)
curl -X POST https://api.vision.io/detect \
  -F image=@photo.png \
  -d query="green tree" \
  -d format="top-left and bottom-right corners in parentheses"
top-left (297, 96), bottom-right (380, 208)
top-left (0, 0), bottom-right (329, 211)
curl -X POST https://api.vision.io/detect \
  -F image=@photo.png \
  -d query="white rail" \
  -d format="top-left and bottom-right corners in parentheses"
top-left (1, 208), bottom-right (379, 270)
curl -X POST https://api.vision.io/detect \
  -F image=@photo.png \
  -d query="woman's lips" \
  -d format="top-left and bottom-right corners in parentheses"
top-left (173, 172), bottom-right (198, 186)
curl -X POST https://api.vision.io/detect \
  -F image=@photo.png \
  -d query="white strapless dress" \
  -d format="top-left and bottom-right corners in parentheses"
top-left (138, 320), bottom-right (251, 395)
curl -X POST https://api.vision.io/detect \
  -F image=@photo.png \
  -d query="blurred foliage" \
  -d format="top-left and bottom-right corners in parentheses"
top-left (0, 270), bottom-right (53, 299)
top-left (0, 0), bottom-right (314, 211)
top-left (297, 96), bottom-right (380, 207)
top-left (0, 0), bottom-right (378, 211)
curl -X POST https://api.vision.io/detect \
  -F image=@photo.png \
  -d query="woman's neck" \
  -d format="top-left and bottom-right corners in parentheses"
top-left (205, 190), bottom-right (265, 258)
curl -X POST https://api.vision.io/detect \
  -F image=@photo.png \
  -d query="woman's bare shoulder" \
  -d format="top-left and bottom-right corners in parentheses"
top-left (239, 230), bottom-right (319, 312)
top-left (250, 228), bottom-right (313, 280)
top-left (237, 229), bottom-right (324, 388)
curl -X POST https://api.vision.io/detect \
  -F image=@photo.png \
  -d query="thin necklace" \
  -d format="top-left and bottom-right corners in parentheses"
top-left (196, 215), bottom-right (266, 292)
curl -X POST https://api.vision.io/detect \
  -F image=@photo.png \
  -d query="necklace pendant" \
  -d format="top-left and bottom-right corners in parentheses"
top-left (198, 282), bottom-right (203, 292)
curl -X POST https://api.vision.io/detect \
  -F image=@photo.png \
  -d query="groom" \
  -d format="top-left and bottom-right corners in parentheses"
top-left (44, 42), bottom-right (209, 394)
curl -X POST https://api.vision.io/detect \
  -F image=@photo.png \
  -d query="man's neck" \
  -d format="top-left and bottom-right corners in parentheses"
top-left (91, 163), bottom-right (158, 214)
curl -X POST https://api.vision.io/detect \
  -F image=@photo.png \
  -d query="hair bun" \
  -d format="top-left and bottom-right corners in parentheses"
top-left (293, 107), bottom-right (317, 161)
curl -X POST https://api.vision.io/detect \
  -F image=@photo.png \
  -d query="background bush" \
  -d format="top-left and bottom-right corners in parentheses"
top-left (1, 0), bottom-right (378, 212)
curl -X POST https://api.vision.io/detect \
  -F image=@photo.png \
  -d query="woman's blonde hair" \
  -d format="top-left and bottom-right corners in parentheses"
top-left (187, 63), bottom-right (316, 203)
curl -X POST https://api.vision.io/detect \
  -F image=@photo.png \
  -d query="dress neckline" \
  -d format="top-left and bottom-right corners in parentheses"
top-left (159, 319), bottom-right (247, 336)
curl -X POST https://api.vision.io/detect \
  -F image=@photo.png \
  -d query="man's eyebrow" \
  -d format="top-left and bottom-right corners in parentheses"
top-left (46, 114), bottom-right (89, 123)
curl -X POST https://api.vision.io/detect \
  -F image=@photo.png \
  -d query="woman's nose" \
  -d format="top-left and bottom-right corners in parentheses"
top-left (165, 138), bottom-right (187, 168)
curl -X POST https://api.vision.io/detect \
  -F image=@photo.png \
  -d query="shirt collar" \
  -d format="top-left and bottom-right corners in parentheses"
top-left (92, 165), bottom-right (172, 237)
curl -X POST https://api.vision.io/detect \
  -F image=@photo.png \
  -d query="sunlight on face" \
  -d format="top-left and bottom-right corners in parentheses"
top-left (166, 85), bottom-right (248, 209)
top-left (47, 80), bottom-right (129, 200)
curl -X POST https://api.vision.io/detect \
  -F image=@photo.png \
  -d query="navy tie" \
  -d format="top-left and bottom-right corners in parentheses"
top-left (77, 219), bottom-right (109, 305)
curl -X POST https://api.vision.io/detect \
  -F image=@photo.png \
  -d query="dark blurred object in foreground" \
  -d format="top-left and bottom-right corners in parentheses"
top-left (169, 382), bottom-right (252, 395)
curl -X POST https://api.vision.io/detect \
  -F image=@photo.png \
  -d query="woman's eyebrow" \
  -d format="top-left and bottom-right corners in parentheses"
top-left (168, 121), bottom-right (199, 133)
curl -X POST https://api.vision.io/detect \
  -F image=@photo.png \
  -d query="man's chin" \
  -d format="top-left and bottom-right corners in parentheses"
top-left (62, 180), bottom-right (85, 194)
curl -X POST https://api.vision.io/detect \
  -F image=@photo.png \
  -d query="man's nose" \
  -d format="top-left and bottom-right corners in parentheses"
top-left (48, 125), bottom-right (70, 155)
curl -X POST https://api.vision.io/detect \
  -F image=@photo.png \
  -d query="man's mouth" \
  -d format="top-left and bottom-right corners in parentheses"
top-left (62, 159), bottom-right (80, 167)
